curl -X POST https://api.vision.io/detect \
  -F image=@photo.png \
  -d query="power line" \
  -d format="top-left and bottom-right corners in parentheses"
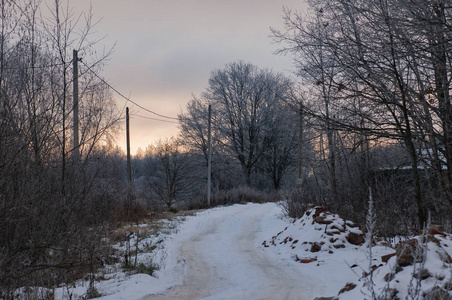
top-left (133, 114), bottom-right (179, 124)
top-left (80, 60), bottom-right (179, 120)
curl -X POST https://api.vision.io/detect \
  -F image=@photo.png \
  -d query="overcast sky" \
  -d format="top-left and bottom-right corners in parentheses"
top-left (75, 0), bottom-right (307, 154)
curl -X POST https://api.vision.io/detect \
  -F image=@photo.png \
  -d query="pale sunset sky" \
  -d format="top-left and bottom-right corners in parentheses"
top-left (74, 0), bottom-right (307, 154)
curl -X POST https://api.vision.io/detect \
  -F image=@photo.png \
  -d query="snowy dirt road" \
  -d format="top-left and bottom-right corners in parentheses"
top-left (141, 203), bottom-right (325, 300)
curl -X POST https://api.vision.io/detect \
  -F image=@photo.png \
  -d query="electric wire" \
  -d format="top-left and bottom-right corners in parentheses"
top-left (80, 60), bottom-right (179, 121)
top-left (133, 114), bottom-right (179, 124)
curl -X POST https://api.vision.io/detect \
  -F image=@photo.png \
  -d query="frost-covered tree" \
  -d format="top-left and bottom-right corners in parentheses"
top-left (0, 0), bottom-right (121, 294)
top-left (180, 61), bottom-right (296, 188)
top-left (145, 138), bottom-right (201, 208)
top-left (273, 0), bottom-right (452, 228)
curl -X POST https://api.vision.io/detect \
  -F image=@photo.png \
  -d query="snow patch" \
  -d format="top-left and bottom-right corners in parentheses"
top-left (262, 205), bottom-right (452, 299)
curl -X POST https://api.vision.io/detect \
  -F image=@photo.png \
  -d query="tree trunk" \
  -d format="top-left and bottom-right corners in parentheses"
top-left (432, 2), bottom-right (452, 204)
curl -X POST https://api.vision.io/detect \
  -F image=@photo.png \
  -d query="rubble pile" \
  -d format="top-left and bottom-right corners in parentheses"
top-left (263, 206), bottom-right (365, 264)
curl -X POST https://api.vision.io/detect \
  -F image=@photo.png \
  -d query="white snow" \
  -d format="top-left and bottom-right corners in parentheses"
top-left (53, 202), bottom-right (452, 300)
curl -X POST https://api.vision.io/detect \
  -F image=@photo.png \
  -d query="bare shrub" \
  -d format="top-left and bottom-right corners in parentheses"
top-left (284, 189), bottom-right (310, 218)
top-left (285, 178), bottom-right (325, 218)
top-left (184, 186), bottom-right (280, 210)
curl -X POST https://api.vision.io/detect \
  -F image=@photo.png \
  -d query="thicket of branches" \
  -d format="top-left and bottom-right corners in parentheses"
top-left (272, 0), bottom-right (452, 234)
top-left (5, 0), bottom-right (452, 296)
top-left (126, 63), bottom-right (298, 211)
top-left (178, 61), bottom-right (299, 192)
top-left (138, 0), bottom-right (452, 238)
top-left (131, 137), bottom-right (277, 211)
top-left (0, 0), bottom-right (125, 296)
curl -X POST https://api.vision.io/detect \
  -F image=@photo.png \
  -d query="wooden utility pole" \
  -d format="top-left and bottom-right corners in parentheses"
top-left (126, 107), bottom-right (132, 186)
top-left (297, 101), bottom-right (303, 185)
top-left (207, 104), bottom-right (212, 206)
top-left (73, 49), bottom-right (80, 162)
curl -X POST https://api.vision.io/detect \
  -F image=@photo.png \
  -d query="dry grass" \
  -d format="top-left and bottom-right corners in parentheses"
top-left (185, 186), bottom-right (281, 209)
top-left (108, 208), bottom-right (201, 244)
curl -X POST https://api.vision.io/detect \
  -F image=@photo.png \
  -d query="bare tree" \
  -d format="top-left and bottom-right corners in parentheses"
top-left (0, 0), bottom-right (121, 295)
top-left (272, 0), bottom-right (452, 228)
top-left (145, 138), bottom-right (200, 208)
top-left (202, 61), bottom-right (294, 187)
top-left (179, 97), bottom-right (221, 163)
top-left (260, 100), bottom-right (298, 190)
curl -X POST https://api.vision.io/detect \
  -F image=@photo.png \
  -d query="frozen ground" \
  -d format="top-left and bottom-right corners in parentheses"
top-left (54, 202), bottom-right (452, 299)
top-left (142, 202), bottom-right (324, 300)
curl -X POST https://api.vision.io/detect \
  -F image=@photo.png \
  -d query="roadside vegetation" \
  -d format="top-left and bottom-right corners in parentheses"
top-left (2, 0), bottom-right (452, 299)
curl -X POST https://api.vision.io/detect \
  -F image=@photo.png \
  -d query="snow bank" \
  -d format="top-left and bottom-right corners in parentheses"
top-left (341, 227), bottom-right (452, 299)
top-left (263, 206), bottom-right (365, 261)
top-left (262, 205), bottom-right (452, 299)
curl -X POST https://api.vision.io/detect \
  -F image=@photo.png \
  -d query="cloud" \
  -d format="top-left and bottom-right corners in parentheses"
top-left (74, 0), bottom-right (305, 152)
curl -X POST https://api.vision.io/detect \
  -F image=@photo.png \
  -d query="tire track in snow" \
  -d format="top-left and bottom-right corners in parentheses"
top-left (142, 203), bottom-right (325, 300)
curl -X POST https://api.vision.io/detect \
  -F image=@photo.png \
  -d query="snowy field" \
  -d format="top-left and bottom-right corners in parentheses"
top-left (53, 202), bottom-right (452, 300)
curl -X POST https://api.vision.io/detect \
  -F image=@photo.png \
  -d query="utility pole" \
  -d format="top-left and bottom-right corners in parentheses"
top-left (207, 104), bottom-right (212, 206)
top-left (73, 49), bottom-right (80, 162)
top-left (297, 101), bottom-right (303, 186)
top-left (126, 107), bottom-right (132, 186)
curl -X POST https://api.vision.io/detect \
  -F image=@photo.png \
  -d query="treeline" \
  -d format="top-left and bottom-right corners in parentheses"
top-left (0, 1), bottom-right (297, 295)
top-left (0, 0), bottom-right (127, 297)
top-left (130, 136), bottom-right (280, 211)
top-left (127, 62), bottom-right (301, 210)
top-left (141, 0), bottom-right (452, 237)
top-left (270, 0), bottom-right (452, 234)
top-left (3, 0), bottom-right (452, 296)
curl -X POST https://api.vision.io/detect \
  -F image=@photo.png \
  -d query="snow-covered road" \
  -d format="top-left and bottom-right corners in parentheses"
top-left (141, 203), bottom-right (324, 300)
top-left (54, 202), bottom-right (452, 299)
